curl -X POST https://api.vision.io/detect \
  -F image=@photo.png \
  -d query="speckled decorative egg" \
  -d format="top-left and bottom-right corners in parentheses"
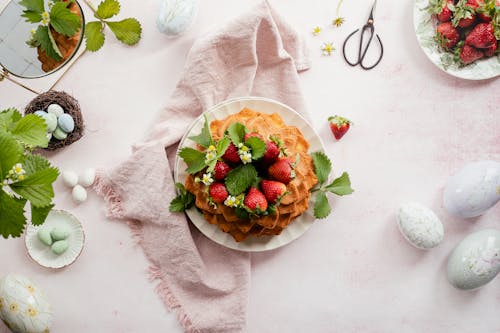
top-left (57, 114), bottom-right (74, 133)
top-left (443, 161), bottom-right (500, 218)
top-left (0, 274), bottom-right (52, 333)
top-left (447, 229), bottom-right (500, 290)
top-left (156, 0), bottom-right (199, 36)
top-left (47, 104), bottom-right (64, 117)
top-left (397, 202), bottom-right (444, 249)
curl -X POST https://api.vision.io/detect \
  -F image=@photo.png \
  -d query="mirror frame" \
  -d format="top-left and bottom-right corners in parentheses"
top-left (0, 0), bottom-right (86, 79)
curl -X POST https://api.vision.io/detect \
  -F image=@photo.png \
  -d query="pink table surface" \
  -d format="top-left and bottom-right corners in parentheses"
top-left (1, 0), bottom-right (499, 332)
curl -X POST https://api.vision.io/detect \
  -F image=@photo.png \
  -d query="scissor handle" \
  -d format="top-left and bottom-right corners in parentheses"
top-left (342, 24), bottom-right (384, 70)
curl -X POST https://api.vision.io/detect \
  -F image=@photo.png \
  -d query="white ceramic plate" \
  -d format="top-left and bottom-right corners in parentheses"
top-left (174, 97), bottom-right (325, 252)
top-left (25, 210), bottom-right (85, 269)
top-left (413, 0), bottom-right (500, 80)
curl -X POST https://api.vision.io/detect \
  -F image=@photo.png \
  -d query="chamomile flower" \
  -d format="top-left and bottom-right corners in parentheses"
top-left (14, 164), bottom-right (25, 175)
top-left (201, 172), bottom-right (214, 186)
top-left (41, 11), bottom-right (50, 26)
top-left (312, 26), bottom-right (322, 36)
top-left (240, 152), bottom-right (252, 164)
top-left (332, 17), bottom-right (345, 27)
top-left (224, 195), bottom-right (238, 207)
top-left (321, 42), bottom-right (335, 56)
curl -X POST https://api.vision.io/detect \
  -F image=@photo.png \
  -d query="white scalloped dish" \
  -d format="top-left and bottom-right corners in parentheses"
top-left (25, 210), bottom-right (85, 269)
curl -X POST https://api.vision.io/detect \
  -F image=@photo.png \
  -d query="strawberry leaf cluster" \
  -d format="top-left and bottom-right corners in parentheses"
top-left (0, 108), bottom-right (59, 239)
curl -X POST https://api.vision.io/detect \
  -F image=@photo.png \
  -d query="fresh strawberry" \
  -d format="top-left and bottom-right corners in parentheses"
top-left (213, 161), bottom-right (232, 181)
top-left (438, 0), bottom-right (455, 21)
top-left (209, 182), bottom-right (229, 204)
top-left (473, 0), bottom-right (499, 22)
top-left (244, 187), bottom-right (268, 212)
top-left (465, 23), bottom-right (496, 49)
top-left (260, 180), bottom-right (287, 204)
top-left (436, 22), bottom-right (460, 48)
top-left (460, 44), bottom-right (484, 64)
top-left (262, 141), bottom-right (280, 164)
top-left (452, 0), bottom-right (477, 28)
top-left (484, 42), bottom-right (497, 56)
top-left (268, 158), bottom-right (295, 184)
top-left (244, 132), bottom-right (263, 141)
top-left (328, 115), bottom-right (352, 140)
top-left (222, 143), bottom-right (241, 164)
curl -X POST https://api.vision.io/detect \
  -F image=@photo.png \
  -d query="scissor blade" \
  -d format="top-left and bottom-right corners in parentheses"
top-left (368, 0), bottom-right (377, 22)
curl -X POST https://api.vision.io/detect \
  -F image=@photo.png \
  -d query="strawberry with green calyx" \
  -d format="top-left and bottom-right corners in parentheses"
top-left (260, 180), bottom-right (288, 204)
top-left (244, 187), bottom-right (268, 213)
top-left (214, 161), bottom-right (232, 181)
top-left (328, 115), bottom-right (352, 140)
top-left (465, 22), bottom-right (496, 48)
top-left (452, 0), bottom-right (478, 28)
top-left (169, 183), bottom-right (195, 212)
top-left (436, 22), bottom-right (460, 49)
top-left (472, 0), bottom-right (499, 22)
top-left (460, 43), bottom-right (485, 63)
top-left (209, 182), bottom-right (229, 204)
top-left (222, 142), bottom-right (241, 165)
top-left (268, 157), bottom-right (296, 184)
top-left (310, 152), bottom-right (353, 219)
top-left (428, 0), bottom-right (455, 22)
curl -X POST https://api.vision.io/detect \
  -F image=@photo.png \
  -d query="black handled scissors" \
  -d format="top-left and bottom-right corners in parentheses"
top-left (342, 0), bottom-right (384, 70)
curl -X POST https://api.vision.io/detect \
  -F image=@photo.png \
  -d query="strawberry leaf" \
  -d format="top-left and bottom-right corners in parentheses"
top-left (85, 21), bottom-right (105, 52)
top-left (0, 108), bottom-right (22, 132)
top-left (0, 133), bottom-right (23, 180)
top-left (31, 203), bottom-right (54, 226)
top-left (169, 183), bottom-right (194, 212)
top-left (314, 191), bottom-right (331, 219)
top-left (11, 114), bottom-right (48, 148)
top-left (33, 26), bottom-right (62, 61)
top-left (325, 172), bottom-right (354, 196)
top-left (19, 0), bottom-right (44, 13)
top-left (178, 147), bottom-right (206, 174)
top-left (225, 164), bottom-right (257, 196)
top-left (96, 0), bottom-right (121, 19)
top-left (226, 122), bottom-right (247, 145)
top-left (50, 1), bottom-right (82, 36)
top-left (216, 137), bottom-right (231, 158)
top-left (189, 114), bottom-right (213, 148)
top-left (245, 137), bottom-right (266, 160)
top-left (311, 151), bottom-right (331, 185)
top-left (0, 190), bottom-right (27, 238)
top-left (106, 18), bottom-right (142, 46)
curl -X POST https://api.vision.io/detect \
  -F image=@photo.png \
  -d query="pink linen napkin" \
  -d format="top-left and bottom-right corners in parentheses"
top-left (94, 1), bottom-right (310, 332)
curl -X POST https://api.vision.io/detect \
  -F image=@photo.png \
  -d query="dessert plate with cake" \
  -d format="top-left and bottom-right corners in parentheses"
top-left (173, 97), bottom-right (352, 252)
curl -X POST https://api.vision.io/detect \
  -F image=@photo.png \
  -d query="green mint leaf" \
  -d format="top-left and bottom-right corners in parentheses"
top-left (50, 2), bottom-right (82, 36)
top-left (0, 190), bottom-right (27, 238)
top-left (178, 147), bottom-right (206, 174)
top-left (234, 207), bottom-right (249, 220)
top-left (0, 132), bottom-right (23, 180)
top-left (22, 11), bottom-right (42, 23)
top-left (10, 154), bottom-right (59, 207)
top-left (169, 183), bottom-right (194, 212)
top-left (11, 114), bottom-right (49, 148)
top-left (96, 0), bottom-right (120, 19)
top-left (216, 137), bottom-right (231, 158)
top-left (314, 191), bottom-right (331, 219)
top-left (311, 151), bottom-right (332, 185)
top-left (226, 122), bottom-right (247, 145)
top-left (0, 108), bottom-right (22, 132)
top-left (225, 164), bottom-right (257, 196)
top-left (19, 0), bottom-right (44, 13)
top-left (33, 26), bottom-right (62, 61)
top-left (324, 172), bottom-right (354, 196)
top-left (245, 137), bottom-right (266, 160)
top-left (188, 114), bottom-right (213, 148)
top-left (84, 21), bottom-right (105, 51)
top-left (106, 18), bottom-right (142, 46)
top-left (31, 203), bottom-right (54, 226)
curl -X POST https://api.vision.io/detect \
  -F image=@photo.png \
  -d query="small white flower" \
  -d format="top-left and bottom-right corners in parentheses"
top-left (207, 145), bottom-right (216, 152)
top-left (14, 164), bottom-right (25, 175)
top-left (224, 195), bottom-right (237, 207)
top-left (237, 143), bottom-right (244, 148)
top-left (240, 152), bottom-right (252, 164)
top-left (205, 151), bottom-right (216, 162)
top-left (201, 173), bottom-right (214, 186)
top-left (239, 145), bottom-right (249, 153)
top-left (41, 11), bottom-right (50, 26)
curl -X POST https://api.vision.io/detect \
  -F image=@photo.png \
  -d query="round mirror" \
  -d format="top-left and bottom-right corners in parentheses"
top-left (0, 0), bottom-right (84, 79)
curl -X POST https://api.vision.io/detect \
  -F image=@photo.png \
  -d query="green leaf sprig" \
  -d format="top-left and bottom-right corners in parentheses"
top-left (311, 151), bottom-right (353, 219)
top-left (0, 108), bottom-right (59, 239)
top-left (169, 183), bottom-right (195, 212)
top-left (84, 0), bottom-right (142, 52)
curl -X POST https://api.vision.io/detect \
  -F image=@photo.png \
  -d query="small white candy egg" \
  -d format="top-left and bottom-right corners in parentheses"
top-left (397, 202), bottom-right (444, 249)
top-left (156, 0), bottom-right (199, 36)
top-left (72, 185), bottom-right (87, 204)
top-left (62, 170), bottom-right (78, 188)
top-left (443, 160), bottom-right (500, 218)
top-left (47, 103), bottom-right (64, 117)
top-left (79, 168), bottom-right (96, 187)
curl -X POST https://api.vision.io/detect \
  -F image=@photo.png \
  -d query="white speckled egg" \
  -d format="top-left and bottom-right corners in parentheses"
top-left (0, 274), bottom-right (52, 333)
top-left (79, 168), bottom-right (95, 187)
top-left (156, 0), bottom-right (199, 36)
top-left (443, 161), bottom-right (500, 218)
top-left (397, 202), bottom-right (444, 249)
top-left (72, 185), bottom-right (87, 204)
top-left (47, 104), bottom-right (64, 117)
top-left (62, 170), bottom-right (78, 188)
top-left (447, 229), bottom-right (500, 290)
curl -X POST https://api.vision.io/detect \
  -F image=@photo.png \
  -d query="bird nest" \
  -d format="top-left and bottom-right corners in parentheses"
top-left (25, 90), bottom-right (84, 150)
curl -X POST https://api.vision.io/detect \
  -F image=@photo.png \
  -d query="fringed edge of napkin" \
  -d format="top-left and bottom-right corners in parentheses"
top-left (93, 170), bottom-right (198, 333)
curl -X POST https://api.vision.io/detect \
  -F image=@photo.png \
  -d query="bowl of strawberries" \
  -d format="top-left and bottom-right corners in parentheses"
top-left (414, 0), bottom-right (500, 79)
top-left (171, 97), bottom-right (353, 251)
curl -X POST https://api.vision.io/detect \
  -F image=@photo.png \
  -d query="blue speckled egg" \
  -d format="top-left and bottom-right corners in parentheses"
top-left (57, 114), bottom-right (74, 133)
